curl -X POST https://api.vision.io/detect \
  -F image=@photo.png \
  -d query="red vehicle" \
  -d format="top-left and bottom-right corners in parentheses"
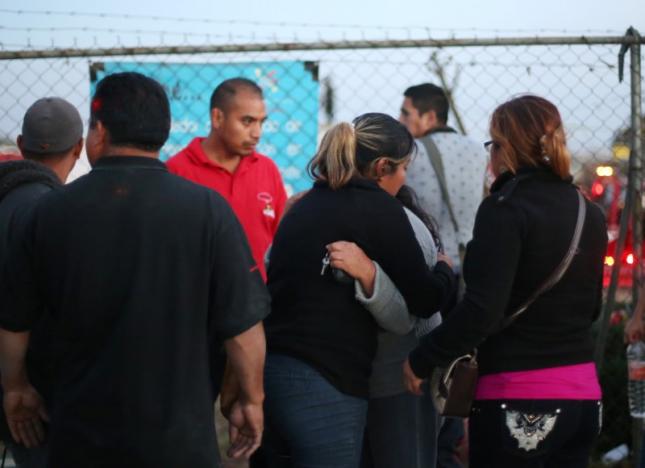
top-left (587, 164), bottom-right (638, 287)
top-left (0, 153), bottom-right (21, 162)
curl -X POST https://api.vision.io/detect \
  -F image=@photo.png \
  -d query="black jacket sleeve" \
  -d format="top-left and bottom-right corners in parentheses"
top-left (409, 196), bottom-right (525, 377)
top-left (367, 198), bottom-right (456, 319)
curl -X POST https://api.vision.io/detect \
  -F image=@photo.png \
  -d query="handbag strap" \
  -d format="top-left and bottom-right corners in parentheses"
top-left (419, 135), bottom-right (461, 240)
top-left (501, 190), bottom-right (587, 328)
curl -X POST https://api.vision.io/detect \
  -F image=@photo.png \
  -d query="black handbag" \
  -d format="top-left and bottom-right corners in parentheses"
top-left (429, 190), bottom-right (587, 418)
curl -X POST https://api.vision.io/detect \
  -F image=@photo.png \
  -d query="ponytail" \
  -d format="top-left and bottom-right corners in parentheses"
top-left (307, 122), bottom-right (356, 190)
top-left (540, 126), bottom-right (571, 180)
top-left (307, 113), bottom-right (415, 190)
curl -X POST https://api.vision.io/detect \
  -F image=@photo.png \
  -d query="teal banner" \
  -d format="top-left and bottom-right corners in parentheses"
top-left (91, 61), bottom-right (320, 193)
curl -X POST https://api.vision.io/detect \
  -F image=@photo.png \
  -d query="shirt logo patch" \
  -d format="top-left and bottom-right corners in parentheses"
top-left (263, 203), bottom-right (275, 219)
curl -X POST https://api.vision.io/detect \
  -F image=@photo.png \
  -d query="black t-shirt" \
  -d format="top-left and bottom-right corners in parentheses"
top-left (0, 156), bottom-right (269, 467)
top-left (266, 178), bottom-right (455, 398)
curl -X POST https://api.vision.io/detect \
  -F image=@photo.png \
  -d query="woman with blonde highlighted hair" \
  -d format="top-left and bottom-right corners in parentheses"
top-left (404, 95), bottom-right (607, 467)
top-left (262, 113), bottom-right (456, 467)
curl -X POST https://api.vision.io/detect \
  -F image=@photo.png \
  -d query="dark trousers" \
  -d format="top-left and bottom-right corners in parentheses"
top-left (469, 399), bottom-right (601, 468)
top-left (361, 391), bottom-right (440, 468)
top-left (4, 439), bottom-right (47, 468)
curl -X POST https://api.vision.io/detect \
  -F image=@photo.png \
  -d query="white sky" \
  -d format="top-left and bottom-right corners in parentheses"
top-left (1, 0), bottom-right (643, 182)
top-left (2, 0), bottom-right (644, 45)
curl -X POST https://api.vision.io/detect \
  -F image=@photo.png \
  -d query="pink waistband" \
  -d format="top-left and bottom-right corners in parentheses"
top-left (475, 362), bottom-right (602, 400)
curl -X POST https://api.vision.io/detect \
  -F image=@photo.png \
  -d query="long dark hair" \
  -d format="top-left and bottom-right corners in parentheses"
top-left (396, 185), bottom-right (443, 253)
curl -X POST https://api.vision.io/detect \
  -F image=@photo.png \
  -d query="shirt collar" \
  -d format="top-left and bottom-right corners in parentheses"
top-left (93, 156), bottom-right (167, 171)
top-left (424, 126), bottom-right (458, 136)
top-left (186, 137), bottom-right (260, 171)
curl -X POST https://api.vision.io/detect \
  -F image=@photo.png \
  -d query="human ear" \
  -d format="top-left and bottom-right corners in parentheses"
top-left (211, 108), bottom-right (224, 129)
top-left (374, 158), bottom-right (390, 178)
top-left (73, 138), bottom-right (84, 159)
top-left (421, 110), bottom-right (438, 132)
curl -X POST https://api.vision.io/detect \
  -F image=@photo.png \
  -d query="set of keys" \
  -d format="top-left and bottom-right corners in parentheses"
top-left (320, 252), bottom-right (330, 276)
top-left (320, 251), bottom-right (352, 283)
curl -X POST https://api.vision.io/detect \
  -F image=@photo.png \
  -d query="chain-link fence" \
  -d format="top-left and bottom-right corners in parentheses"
top-left (0, 30), bottom-right (644, 465)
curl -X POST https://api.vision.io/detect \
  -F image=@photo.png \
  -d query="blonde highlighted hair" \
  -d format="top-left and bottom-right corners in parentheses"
top-left (308, 113), bottom-right (415, 189)
top-left (489, 95), bottom-right (571, 180)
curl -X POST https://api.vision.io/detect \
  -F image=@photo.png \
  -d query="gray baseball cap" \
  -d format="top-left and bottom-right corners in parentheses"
top-left (20, 97), bottom-right (83, 155)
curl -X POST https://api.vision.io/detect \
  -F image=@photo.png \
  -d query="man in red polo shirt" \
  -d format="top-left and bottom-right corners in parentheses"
top-left (167, 77), bottom-right (287, 281)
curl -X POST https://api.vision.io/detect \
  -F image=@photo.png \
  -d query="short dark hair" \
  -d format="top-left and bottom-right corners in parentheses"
top-left (209, 78), bottom-right (263, 111)
top-left (90, 72), bottom-right (170, 152)
top-left (403, 83), bottom-right (449, 124)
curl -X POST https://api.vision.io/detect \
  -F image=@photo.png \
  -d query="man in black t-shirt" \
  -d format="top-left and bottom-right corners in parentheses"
top-left (0, 72), bottom-right (269, 467)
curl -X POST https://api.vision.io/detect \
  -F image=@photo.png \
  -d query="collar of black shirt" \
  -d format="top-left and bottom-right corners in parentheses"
top-left (92, 156), bottom-right (167, 171)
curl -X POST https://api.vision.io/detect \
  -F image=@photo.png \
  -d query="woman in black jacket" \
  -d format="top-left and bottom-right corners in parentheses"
top-left (403, 95), bottom-right (607, 468)
top-left (263, 113), bottom-right (455, 468)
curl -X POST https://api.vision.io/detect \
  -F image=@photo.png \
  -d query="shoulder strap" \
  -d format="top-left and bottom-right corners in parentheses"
top-left (501, 190), bottom-right (587, 328)
top-left (419, 135), bottom-right (460, 237)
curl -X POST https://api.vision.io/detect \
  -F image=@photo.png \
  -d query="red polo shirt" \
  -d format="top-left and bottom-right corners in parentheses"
top-left (167, 137), bottom-right (287, 280)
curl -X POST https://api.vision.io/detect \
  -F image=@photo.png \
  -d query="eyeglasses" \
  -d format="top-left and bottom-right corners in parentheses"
top-left (484, 140), bottom-right (500, 153)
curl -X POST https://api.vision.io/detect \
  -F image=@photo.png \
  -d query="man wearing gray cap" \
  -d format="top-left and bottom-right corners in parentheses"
top-left (0, 96), bottom-right (82, 467)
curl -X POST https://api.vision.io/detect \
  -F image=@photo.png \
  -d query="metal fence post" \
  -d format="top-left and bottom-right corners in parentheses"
top-left (596, 28), bottom-right (643, 370)
top-left (630, 28), bottom-right (643, 305)
top-left (627, 26), bottom-right (644, 468)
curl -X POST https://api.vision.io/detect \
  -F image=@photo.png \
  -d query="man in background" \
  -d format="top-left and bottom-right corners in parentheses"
top-left (0, 96), bottom-right (82, 468)
top-left (168, 77), bottom-right (287, 281)
top-left (399, 83), bottom-right (487, 277)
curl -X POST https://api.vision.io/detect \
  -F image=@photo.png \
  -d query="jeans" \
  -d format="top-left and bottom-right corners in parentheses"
top-left (361, 391), bottom-right (440, 468)
top-left (263, 354), bottom-right (368, 468)
top-left (437, 417), bottom-right (465, 468)
top-left (469, 399), bottom-right (601, 468)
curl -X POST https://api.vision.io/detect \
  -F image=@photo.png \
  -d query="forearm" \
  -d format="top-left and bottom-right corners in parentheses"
top-left (355, 261), bottom-right (376, 298)
top-left (0, 329), bottom-right (30, 390)
top-left (223, 322), bottom-right (266, 404)
top-left (408, 295), bottom-right (493, 377)
top-left (355, 262), bottom-right (415, 335)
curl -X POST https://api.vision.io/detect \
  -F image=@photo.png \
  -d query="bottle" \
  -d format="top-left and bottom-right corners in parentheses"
top-left (627, 341), bottom-right (645, 417)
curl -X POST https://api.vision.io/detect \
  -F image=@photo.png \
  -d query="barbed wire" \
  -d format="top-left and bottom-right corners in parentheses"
top-left (0, 26), bottom-right (280, 42)
top-left (0, 8), bottom-right (627, 36)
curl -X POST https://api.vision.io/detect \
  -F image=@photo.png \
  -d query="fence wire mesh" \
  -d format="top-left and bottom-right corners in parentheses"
top-left (0, 32), bottom-right (643, 464)
top-left (0, 39), bottom-right (641, 188)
